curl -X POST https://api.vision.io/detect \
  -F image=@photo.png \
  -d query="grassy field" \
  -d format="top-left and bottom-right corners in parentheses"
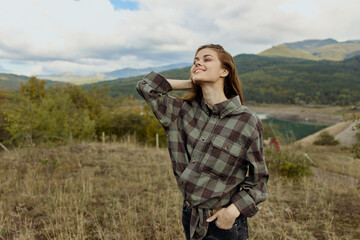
top-left (302, 144), bottom-right (360, 179)
top-left (0, 141), bottom-right (359, 239)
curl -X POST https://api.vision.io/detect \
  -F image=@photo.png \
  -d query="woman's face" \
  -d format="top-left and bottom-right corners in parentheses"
top-left (191, 48), bottom-right (228, 85)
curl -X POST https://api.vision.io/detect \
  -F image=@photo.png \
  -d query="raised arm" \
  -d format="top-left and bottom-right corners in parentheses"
top-left (166, 79), bottom-right (193, 91)
top-left (136, 72), bottom-right (191, 128)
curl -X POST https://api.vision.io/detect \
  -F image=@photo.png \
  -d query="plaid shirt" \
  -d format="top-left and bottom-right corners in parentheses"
top-left (137, 72), bottom-right (269, 240)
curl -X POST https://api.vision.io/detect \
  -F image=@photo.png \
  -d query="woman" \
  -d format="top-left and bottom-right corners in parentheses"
top-left (136, 44), bottom-right (269, 240)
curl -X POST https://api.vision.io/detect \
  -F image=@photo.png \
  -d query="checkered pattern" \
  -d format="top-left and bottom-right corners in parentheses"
top-left (137, 72), bottom-right (269, 240)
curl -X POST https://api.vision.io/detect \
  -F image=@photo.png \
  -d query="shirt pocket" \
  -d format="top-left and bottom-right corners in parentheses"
top-left (203, 135), bottom-right (246, 180)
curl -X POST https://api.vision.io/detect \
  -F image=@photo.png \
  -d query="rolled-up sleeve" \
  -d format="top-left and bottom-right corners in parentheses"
top-left (136, 71), bottom-right (183, 128)
top-left (231, 119), bottom-right (269, 217)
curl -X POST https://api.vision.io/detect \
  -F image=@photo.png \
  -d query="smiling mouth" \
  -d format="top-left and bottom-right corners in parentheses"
top-left (194, 69), bottom-right (205, 74)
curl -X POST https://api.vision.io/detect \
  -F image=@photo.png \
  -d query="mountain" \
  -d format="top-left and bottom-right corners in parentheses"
top-left (84, 54), bottom-right (360, 106)
top-left (259, 38), bottom-right (360, 61)
top-left (38, 63), bottom-right (191, 84)
top-left (284, 38), bottom-right (338, 51)
top-left (0, 73), bottom-right (64, 91)
top-left (2, 38), bottom-right (360, 106)
top-left (37, 72), bottom-right (107, 85)
top-left (104, 63), bottom-right (190, 79)
top-left (2, 54), bottom-right (359, 106)
top-left (0, 63), bottom-right (191, 90)
top-left (0, 73), bottom-right (29, 91)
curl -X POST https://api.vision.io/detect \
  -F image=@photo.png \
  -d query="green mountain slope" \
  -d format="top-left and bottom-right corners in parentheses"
top-left (312, 42), bottom-right (360, 60)
top-left (0, 73), bottom-right (65, 91)
top-left (259, 39), bottom-right (360, 61)
top-left (258, 45), bottom-right (320, 60)
top-left (285, 38), bottom-right (338, 51)
top-left (0, 73), bottom-right (29, 91)
top-left (84, 54), bottom-right (360, 105)
top-left (240, 55), bottom-right (360, 105)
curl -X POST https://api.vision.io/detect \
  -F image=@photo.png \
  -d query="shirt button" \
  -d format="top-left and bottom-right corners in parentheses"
top-left (201, 137), bottom-right (206, 141)
top-left (192, 160), bottom-right (196, 163)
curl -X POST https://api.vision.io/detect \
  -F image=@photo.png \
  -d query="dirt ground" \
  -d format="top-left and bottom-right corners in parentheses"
top-left (335, 121), bottom-right (359, 146)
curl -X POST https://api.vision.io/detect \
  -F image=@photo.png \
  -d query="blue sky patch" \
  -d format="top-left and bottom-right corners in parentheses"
top-left (109, 0), bottom-right (139, 11)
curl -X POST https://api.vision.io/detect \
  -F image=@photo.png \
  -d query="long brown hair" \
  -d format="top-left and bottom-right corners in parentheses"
top-left (182, 44), bottom-right (244, 104)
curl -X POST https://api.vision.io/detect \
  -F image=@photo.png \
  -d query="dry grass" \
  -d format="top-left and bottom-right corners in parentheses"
top-left (249, 175), bottom-right (360, 240)
top-left (0, 142), bottom-right (359, 239)
top-left (300, 144), bottom-right (360, 179)
top-left (0, 142), bottom-right (184, 239)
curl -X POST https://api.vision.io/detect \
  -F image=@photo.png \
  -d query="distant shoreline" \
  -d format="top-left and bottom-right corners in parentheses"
top-left (250, 104), bottom-right (359, 146)
top-left (249, 104), bottom-right (345, 125)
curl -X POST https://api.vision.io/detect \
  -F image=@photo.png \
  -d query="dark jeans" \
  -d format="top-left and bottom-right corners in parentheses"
top-left (182, 202), bottom-right (249, 240)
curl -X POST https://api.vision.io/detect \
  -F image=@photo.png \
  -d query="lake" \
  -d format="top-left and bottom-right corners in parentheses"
top-left (259, 114), bottom-right (329, 143)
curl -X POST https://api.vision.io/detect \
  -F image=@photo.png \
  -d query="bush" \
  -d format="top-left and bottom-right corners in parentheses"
top-left (313, 131), bottom-right (339, 146)
top-left (351, 142), bottom-right (360, 159)
top-left (356, 132), bottom-right (360, 142)
top-left (265, 148), bottom-right (311, 179)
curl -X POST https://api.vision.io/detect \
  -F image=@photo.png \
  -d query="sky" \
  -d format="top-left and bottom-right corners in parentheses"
top-left (0, 0), bottom-right (359, 76)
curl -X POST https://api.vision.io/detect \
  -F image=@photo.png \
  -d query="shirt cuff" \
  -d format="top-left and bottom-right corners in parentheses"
top-left (143, 71), bottom-right (172, 93)
top-left (231, 190), bottom-right (259, 218)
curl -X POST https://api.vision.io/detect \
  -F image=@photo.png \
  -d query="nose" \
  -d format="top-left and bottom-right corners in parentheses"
top-left (195, 61), bottom-right (201, 66)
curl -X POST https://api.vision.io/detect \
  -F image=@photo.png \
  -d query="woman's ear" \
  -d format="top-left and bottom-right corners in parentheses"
top-left (220, 69), bottom-right (229, 78)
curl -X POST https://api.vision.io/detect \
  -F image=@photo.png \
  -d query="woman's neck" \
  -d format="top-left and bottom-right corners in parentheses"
top-left (201, 84), bottom-right (227, 110)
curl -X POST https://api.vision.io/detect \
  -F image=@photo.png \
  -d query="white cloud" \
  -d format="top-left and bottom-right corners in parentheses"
top-left (27, 64), bottom-right (44, 76)
top-left (37, 55), bottom-right (156, 75)
top-left (280, 0), bottom-right (319, 18)
top-left (0, 0), bottom-right (359, 75)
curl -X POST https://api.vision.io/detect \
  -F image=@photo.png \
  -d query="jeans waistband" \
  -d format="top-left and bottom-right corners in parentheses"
top-left (184, 200), bottom-right (229, 216)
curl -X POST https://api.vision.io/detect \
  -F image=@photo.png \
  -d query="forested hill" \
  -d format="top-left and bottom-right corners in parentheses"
top-left (85, 54), bottom-right (360, 105)
top-left (0, 73), bottom-right (30, 91)
top-left (0, 73), bottom-right (65, 91)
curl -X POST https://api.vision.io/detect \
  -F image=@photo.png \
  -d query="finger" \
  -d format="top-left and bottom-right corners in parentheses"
top-left (206, 212), bottom-right (218, 222)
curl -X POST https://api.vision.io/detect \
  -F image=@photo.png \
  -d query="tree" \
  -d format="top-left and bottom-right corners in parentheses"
top-left (6, 77), bottom-right (48, 145)
top-left (4, 82), bottom-right (96, 146)
top-left (0, 86), bottom-right (5, 105)
top-left (0, 87), bottom-right (11, 144)
top-left (40, 85), bottom-right (96, 141)
top-left (20, 76), bottom-right (47, 103)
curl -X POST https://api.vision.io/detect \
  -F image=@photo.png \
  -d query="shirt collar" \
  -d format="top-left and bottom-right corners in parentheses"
top-left (200, 95), bottom-right (243, 118)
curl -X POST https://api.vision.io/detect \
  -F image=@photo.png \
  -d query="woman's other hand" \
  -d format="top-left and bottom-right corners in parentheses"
top-left (206, 203), bottom-right (240, 229)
